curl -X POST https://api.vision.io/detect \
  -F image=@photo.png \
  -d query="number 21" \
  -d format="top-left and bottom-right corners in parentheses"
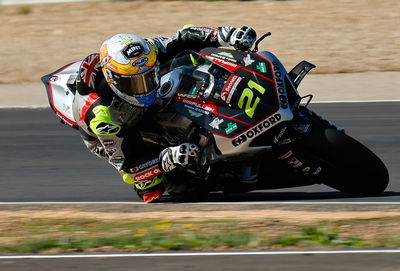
top-left (238, 80), bottom-right (266, 118)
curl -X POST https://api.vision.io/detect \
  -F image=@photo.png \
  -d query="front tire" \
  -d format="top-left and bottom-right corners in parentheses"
top-left (295, 110), bottom-right (389, 196)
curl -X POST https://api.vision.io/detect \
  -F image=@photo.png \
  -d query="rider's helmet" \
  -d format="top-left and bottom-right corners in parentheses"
top-left (99, 34), bottom-right (159, 107)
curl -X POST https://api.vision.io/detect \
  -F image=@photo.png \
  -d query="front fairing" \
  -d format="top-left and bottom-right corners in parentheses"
top-left (156, 49), bottom-right (294, 155)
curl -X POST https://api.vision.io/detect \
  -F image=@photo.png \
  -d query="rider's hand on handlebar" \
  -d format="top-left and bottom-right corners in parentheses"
top-left (159, 143), bottom-right (199, 172)
top-left (230, 26), bottom-right (257, 51)
top-left (218, 26), bottom-right (257, 51)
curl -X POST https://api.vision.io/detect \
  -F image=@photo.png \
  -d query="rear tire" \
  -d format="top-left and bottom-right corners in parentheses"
top-left (295, 110), bottom-right (389, 196)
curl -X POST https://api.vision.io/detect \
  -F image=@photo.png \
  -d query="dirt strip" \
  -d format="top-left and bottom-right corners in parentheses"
top-left (2, 204), bottom-right (400, 222)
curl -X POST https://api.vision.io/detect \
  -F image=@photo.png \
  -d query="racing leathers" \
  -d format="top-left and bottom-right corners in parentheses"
top-left (72, 25), bottom-right (257, 203)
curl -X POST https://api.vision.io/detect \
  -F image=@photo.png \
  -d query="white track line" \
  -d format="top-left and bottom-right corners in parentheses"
top-left (1, 249), bottom-right (400, 259)
top-left (0, 201), bottom-right (400, 205)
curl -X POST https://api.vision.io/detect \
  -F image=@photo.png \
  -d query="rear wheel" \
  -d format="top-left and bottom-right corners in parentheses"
top-left (295, 109), bottom-right (389, 196)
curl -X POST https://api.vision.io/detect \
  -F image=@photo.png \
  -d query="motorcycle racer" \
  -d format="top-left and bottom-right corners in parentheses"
top-left (72, 25), bottom-right (257, 203)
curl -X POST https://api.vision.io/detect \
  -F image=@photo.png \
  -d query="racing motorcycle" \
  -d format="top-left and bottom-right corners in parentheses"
top-left (42, 32), bottom-right (389, 199)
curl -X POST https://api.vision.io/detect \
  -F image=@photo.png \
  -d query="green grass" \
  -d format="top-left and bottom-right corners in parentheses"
top-left (2, 217), bottom-right (400, 254)
top-left (0, 220), bottom-right (384, 254)
top-left (270, 227), bottom-right (370, 247)
top-left (17, 6), bottom-right (32, 15)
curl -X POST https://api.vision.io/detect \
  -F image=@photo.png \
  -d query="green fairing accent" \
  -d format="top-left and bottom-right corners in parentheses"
top-left (134, 174), bottom-right (167, 190)
top-left (122, 173), bottom-right (135, 184)
top-left (182, 24), bottom-right (194, 29)
top-left (190, 54), bottom-right (198, 66)
top-left (121, 173), bottom-right (166, 190)
top-left (146, 39), bottom-right (159, 54)
top-left (89, 105), bottom-right (121, 135)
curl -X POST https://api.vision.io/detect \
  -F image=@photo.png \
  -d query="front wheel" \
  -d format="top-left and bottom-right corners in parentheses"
top-left (295, 110), bottom-right (389, 196)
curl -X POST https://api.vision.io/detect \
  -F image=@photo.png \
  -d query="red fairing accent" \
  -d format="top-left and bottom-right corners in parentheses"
top-left (142, 190), bottom-right (163, 203)
top-left (220, 74), bottom-right (242, 103)
top-left (200, 54), bottom-right (240, 72)
top-left (79, 93), bottom-right (100, 122)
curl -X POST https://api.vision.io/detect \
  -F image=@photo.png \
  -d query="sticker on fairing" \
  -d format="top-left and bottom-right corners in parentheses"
top-left (225, 122), bottom-right (238, 135)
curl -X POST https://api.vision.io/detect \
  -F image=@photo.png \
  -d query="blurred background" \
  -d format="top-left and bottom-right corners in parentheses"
top-left (1, 0), bottom-right (399, 84)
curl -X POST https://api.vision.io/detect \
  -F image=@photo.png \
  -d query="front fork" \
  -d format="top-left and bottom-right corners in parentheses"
top-left (269, 106), bottom-right (327, 183)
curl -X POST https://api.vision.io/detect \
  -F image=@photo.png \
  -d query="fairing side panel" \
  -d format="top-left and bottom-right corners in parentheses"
top-left (41, 61), bottom-right (81, 128)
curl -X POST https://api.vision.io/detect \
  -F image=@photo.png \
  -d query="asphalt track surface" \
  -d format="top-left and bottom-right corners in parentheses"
top-left (0, 102), bottom-right (399, 203)
top-left (0, 102), bottom-right (399, 269)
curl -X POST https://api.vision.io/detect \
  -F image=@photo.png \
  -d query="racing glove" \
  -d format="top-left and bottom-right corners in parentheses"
top-left (159, 143), bottom-right (199, 172)
top-left (218, 26), bottom-right (257, 51)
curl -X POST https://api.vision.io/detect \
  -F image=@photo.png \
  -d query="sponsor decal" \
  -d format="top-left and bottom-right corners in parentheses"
top-left (132, 57), bottom-right (148, 67)
top-left (62, 104), bottom-right (71, 114)
top-left (180, 98), bottom-right (202, 108)
top-left (111, 158), bottom-right (124, 168)
top-left (225, 122), bottom-right (238, 135)
top-left (101, 56), bottom-right (110, 67)
top-left (220, 74), bottom-right (242, 103)
top-left (243, 54), bottom-right (255, 66)
top-left (272, 61), bottom-right (288, 109)
top-left (184, 104), bottom-right (209, 116)
top-left (177, 92), bottom-right (197, 99)
top-left (131, 158), bottom-right (159, 173)
top-left (134, 165), bottom-right (162, 182)
top-left (218, 52), bottom-right (234, 58)
top-left (135, 179), bottom-right (153, 189)
top-left (204, 55), bottom-right (238, 69)
top-left (232, 113), bottom-right (282, 146)
top-left (274, 127), bottom-right (287, 144)
top-left (209, 117), bottom-right (224, 130)
top-left (277, 150), bottom-right (293, 160)
top-left (312, 167), bottom-right (322, 175)
top-left (203, 103), bottom-right (217, 113)
top-left (96, 123), bottom-right (120, 134)
top-left (103, 140), bottom-right (115, 146)
top-left (288, 157), bottom-right (303, 168)
top-left (277, 138), bottom-right (293, 146)
top-left (178, 97), bottom-right (218, 115)
top-left (210, 52), bottom-right (236, 64)
top-left (106, 147), bottom-right (117, 156)
top-left (256, 62), bottom-right (267, 73)
top-left (122, 43), bottom-right (143, 59)
top-left (49, 76), bottom-right (58, 82)
top-left (188, 110), bottom-right (203, 118)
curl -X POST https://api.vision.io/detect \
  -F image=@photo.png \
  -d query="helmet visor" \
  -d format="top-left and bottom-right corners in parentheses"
top-left (112, 67), bottom-right (160, 97)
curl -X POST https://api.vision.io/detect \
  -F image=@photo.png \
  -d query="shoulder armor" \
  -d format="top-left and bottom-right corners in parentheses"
top-left (76, 53), bottom-right (101, 93)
